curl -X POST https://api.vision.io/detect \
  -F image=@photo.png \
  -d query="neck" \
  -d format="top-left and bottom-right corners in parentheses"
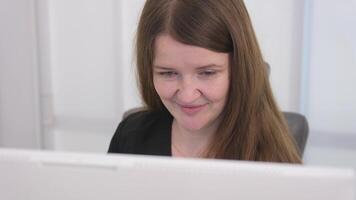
top-left (171, 119), bottom-right (218, 157)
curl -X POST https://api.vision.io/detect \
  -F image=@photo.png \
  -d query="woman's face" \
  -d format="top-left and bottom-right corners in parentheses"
top-left (153, 34), bottom-right (229, 131)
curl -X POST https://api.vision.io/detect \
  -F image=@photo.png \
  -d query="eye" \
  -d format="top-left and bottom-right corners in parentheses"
top-left (157, 71), bottom-right (178, 78)
top-left (198, 70), bottom-right (217, 77)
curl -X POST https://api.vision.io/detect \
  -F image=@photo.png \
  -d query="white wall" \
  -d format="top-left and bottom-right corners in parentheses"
top-left (307, 0), bottom-right (356, 137)
top-left (47, 0), bottom-right (122, 152)
top-left (302, 0), bottom-right (356, 174)
top-left (120, 0), bottom-right (145, 112)
top-left (0, 0), bottom-right (42, 149)
top-left (245, 0), bottom-right (304, 112)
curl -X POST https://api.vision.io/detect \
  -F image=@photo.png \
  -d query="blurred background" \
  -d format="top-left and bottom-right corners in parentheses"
top-left (0, 0), bottom-right (355, 171)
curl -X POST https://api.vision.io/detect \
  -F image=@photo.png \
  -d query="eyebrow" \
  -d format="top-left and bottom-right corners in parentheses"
top-left (153, 64), bottom-right (224, 70)
top-left (153, 66), bottom-right (174, 70)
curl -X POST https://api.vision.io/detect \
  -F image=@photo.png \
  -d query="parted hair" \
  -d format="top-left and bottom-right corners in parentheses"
top-left (135, 0), bottom-right (301, 163)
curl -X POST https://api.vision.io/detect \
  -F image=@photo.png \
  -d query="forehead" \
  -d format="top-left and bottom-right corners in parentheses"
top-left (153, 34), bottom-right (229, 68)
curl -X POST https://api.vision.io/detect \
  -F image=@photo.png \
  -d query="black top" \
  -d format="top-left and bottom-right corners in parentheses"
top-left (108, 109), bottom-right (173, 156)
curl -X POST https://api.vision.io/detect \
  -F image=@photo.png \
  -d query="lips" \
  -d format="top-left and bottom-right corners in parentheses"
top-left (179, 104), bottom-right (207, 115)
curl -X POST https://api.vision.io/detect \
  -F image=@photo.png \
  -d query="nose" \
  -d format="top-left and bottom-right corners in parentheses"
top-left (175, 77), bottom-right (201, 104)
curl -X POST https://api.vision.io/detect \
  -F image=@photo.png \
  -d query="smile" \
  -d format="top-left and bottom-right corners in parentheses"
top-left (178, 103), bottom-right (207, 115)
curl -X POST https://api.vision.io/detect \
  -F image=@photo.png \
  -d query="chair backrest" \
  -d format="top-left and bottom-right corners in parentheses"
top-left (282, 112), bottom-right (309, 156)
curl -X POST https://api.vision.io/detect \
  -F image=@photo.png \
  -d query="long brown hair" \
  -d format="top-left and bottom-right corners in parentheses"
top-left (136, 0), bottom-right (301, 163)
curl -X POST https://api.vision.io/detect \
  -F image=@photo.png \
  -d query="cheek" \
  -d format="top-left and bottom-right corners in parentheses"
top-left (153, 78), bottom-right (176, 99)
top-left (202, 78), bottom-right (229, 102)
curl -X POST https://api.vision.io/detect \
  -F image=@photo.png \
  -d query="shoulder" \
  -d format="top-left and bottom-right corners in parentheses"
top-left (121, 109), bottom-right (166, 133)
top-left (108, 109), bottom-right (172, 154)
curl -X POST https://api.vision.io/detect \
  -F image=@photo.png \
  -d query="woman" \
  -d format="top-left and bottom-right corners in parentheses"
top-left (108, 0), bottom-right (302, 163)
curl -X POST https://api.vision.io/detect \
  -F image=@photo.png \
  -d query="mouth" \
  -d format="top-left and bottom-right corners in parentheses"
top-left (178, 103), bottom-right (207, 115)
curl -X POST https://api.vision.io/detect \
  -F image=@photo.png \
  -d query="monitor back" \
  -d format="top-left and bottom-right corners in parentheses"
top-left (0, 149), bottom-right (354, 200)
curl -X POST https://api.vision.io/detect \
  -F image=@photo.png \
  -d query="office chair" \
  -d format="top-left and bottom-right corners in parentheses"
top-left (283, 112), bottom-right (308, 156)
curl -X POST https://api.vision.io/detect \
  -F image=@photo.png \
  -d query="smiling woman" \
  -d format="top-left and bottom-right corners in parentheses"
top-left (108, 0), bottom-right (301, 163)
top-left (153, 35), bottom-right (230, 157)
top-left (153, 35), bottom-right (229, 131)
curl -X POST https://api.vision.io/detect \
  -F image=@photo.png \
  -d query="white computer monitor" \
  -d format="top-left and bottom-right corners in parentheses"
top-left (0, 148), bottom-right (354, 200)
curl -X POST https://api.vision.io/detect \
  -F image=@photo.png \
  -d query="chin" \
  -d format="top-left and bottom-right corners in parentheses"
top-left (179, 117), bottom-right (208, 131)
